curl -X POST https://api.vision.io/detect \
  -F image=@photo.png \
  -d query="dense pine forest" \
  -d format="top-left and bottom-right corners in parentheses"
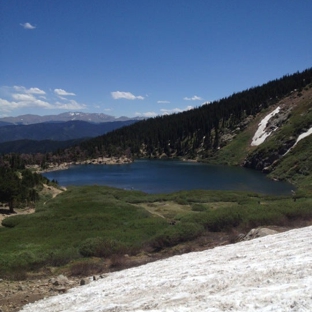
top-left (0, 158), bottom-right (49, 212)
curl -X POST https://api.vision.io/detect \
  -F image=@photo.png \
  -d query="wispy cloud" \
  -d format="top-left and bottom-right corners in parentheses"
top-left (0, 96), bottom-right (53, 112)
top-left (134, 105), bottom-right (194, 118)
top-left (157, 100), bottom-right (170, 104)
top-left (54, 88), bottom-right (76, 96)
top-left (12, 93), bottom-right (37, 101)
top-left (55, 100), bottom-right (86, 110)
top-left (135, 111), bottom-right (157, 118)
top-left (160, 106), bottom-right (193, 115)
top-left (13, 86), bottom-right (45, 95)
top-left (20, 22), bottom-right (36, 30)
top-left (0, 86), bottom-right (85, 114)
top-left (111, 91), bottom-right (144, 100)
top-left (183, 95), bottom-right (203, 101)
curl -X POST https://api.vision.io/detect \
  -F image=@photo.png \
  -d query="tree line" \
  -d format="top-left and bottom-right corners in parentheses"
top-left (63, 68), bottom-right (312, 160)
top-left (0, 156), bottom-right (49, 213)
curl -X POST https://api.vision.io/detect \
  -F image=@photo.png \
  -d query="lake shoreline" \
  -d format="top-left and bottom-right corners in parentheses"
top-left (27, 156), bottom-right (133, 173)
top-left (42, 159), bottom-right (294, 196)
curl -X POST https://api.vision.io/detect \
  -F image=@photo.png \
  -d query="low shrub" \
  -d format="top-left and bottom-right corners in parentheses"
top-left (45, 248), bottom-right (80, 267)
top-left (175, 197), bottom-right (189, 205)
top-left (150, 222), bottom-right (204, 251)
top-left (1, 215), bottom-right (23, 228)
top-left (197, 209), bottom-right (243, 232)
top-left (191, 204), bottom-right (208, 212)
top-left (79, 237), bottom-right (126, 258)
top-left (244, 210), bottom-right (287, 229)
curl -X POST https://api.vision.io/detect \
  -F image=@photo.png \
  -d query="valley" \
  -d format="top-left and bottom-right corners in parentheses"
top-left (1, 68), bottom-right (312, 311)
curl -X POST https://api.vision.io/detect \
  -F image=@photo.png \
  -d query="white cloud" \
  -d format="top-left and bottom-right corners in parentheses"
top-left (28, 87), bottom-right (46, 94)
top-left (0, 85), bottom-right (86, 114)
top-left (20, 22), bottom-right (36, 30)
top-left (57, 96), bottom-right (69, 101)
top-left (184, 95), bottom-right (203, 101)
top-left (134, 106), bottom-right (194, 118)
top-left (111, 91), bottom-right (144, 100)
top-left (54, 89), bottom-right (76, 96)
top-left (201, 101), bottom-right (211, 106)
top-left (55, 100), bottom-right (87, 110)
top-left (161, 106), bottom-right (193, 115)
top-left (157, 100), bottom-right (170, 104)
top-left (0, 96), bottom-right (53, 113)
top-left (135, 111), bottom-right (157, 118)
top-left (0, 98), bottom-right (19, 113)
top-left (13, 86), bottom-right (45, 95)
top-left (12, 93), bottom-right (36, 101)
top-left (160, 108), bottom-right (182, 115)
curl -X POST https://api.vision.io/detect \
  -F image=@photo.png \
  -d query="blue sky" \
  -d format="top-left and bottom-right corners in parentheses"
top-left (1, 0), bottom-right (311, 118)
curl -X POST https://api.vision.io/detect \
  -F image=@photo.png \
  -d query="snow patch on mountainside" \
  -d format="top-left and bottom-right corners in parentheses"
top-left (20, 226), bottom-right (312, 312)
top-left (284, 126), bottom-right (312, 155)
top-left (251, 106), bottom-right (280, 146)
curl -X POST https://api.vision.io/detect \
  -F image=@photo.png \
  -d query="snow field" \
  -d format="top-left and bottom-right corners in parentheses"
top-left (20, 226), bottom-right (312, 312)
top-left (251, 106), bottom-right (280, 146)
top-left (284, 127), bottom-right (312, 155)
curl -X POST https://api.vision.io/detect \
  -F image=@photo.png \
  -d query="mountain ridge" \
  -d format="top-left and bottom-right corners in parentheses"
top-left (0, 112), bottom-right (143, 125)
top-left (0, 119), bottom-right (140, 144)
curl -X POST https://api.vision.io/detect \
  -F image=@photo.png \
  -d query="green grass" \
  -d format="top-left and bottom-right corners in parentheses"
top-left (211, 127), bottom-right (255, 166)
top-left (1, 185), bottom-right (312, 278)
top-left (0, 186), bottom-right (168, 274)
top-left (268, 135), bottom-right (312, 192)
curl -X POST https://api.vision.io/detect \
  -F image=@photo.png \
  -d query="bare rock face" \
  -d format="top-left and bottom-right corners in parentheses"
top-left (50, 274), bottom-right (69, 286)
top-left (243, 228), bottom-right (278, 241)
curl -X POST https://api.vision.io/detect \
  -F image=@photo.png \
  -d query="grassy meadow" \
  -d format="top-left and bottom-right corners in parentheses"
top-left (1, 184), bottom-right (312, 279)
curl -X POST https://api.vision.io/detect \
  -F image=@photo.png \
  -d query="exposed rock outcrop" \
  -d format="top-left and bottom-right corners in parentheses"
top-left (241, 227), bottom-right (278, 241)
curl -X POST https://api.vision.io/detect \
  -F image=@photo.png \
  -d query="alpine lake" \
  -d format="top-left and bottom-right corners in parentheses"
top-left (43, 159), bottom-right (294, 196)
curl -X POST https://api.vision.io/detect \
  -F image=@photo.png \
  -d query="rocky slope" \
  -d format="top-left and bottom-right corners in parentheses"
top-left (241, 85), bottom-right (312, 175)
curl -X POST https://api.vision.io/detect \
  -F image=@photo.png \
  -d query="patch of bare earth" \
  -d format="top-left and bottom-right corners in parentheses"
top-left (0, 207), bottom-right (35, 228)
top-left (42, 184), bottom-right (66, 199)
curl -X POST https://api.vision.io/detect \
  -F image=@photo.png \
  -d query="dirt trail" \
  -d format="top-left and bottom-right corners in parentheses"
top-left (0, 184), bottom-right (65, 226)
top-left (0, 207), bottom-right (35, 227)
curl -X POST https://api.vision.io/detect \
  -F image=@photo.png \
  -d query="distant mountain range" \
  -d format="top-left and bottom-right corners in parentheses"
top-left (0, 112), bottom-right (143, 125)
top-left (0, 120), bottom-right (139, 144)
top-left (0, 112), bottom-right (143, 153)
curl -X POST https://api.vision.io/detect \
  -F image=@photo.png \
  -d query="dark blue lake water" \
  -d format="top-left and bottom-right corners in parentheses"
top-left (43, 160), bottom-right (294, 195)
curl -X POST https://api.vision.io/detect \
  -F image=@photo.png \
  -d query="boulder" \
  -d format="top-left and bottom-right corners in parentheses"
top-left (243, 228), bottom-right (278, 241)
top-left (50, 274), bottom-right (69, 286)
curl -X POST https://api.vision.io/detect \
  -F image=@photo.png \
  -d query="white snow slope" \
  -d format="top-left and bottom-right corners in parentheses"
top-left (20, 226), bottom-right (312, 312)
top-left (284, 126), bottom-right (312, 155)
top-left (251, 106), bottom-right (280, 146)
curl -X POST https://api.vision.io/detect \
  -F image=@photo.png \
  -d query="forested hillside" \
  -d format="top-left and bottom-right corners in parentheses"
top-left (68, 69), bottom-right (312, 161)
top-left (0, 138), bottom-right (87, 154)
top-left (30, 68), bottom-right (307, 176)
